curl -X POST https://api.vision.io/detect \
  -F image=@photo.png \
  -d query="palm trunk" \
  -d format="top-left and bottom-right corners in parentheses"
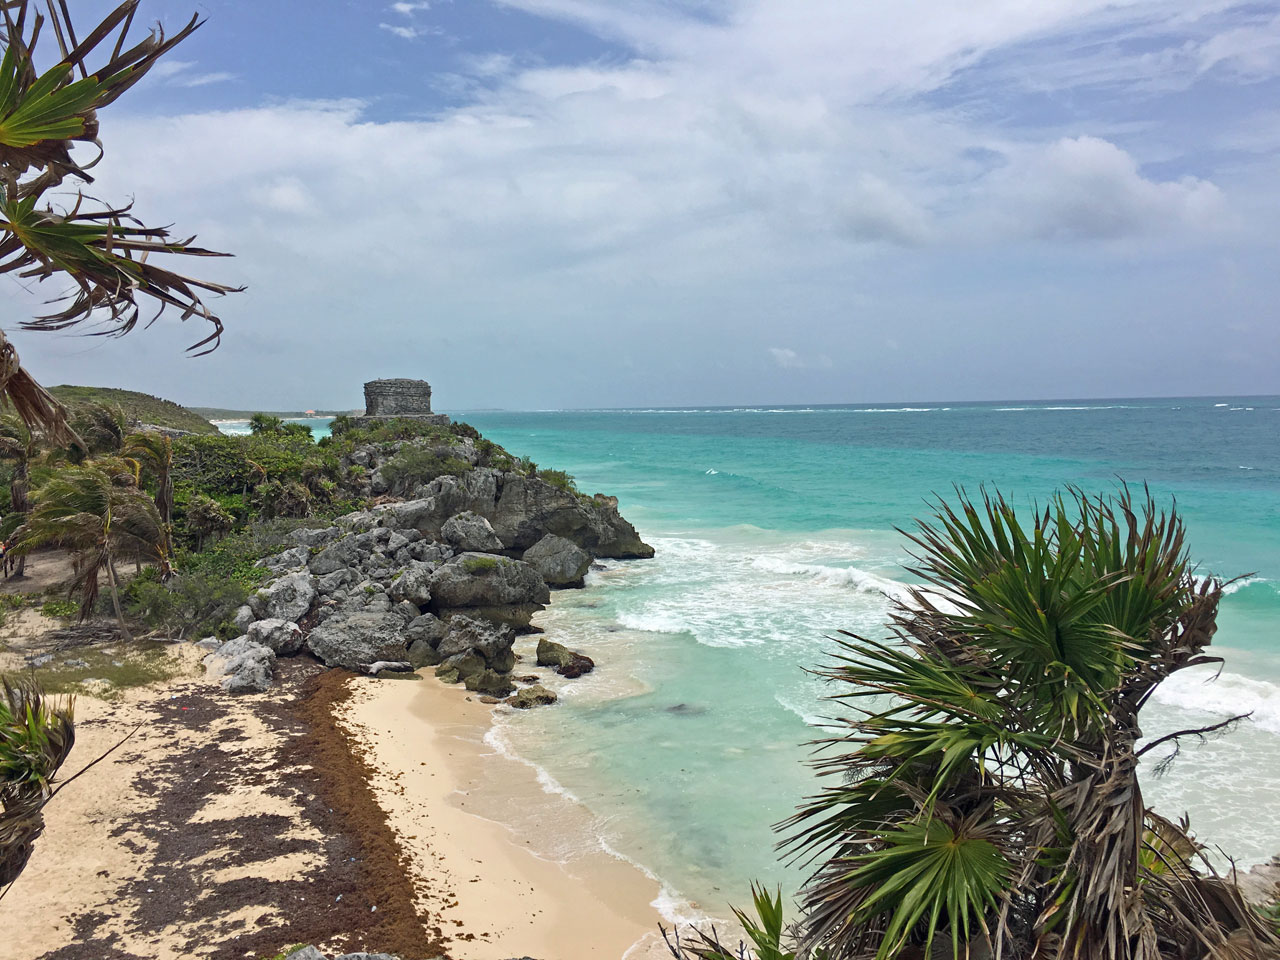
top-left (104, 550), bottom-right (133, 643)
top-left (9, 457), bottom-right (27, 579)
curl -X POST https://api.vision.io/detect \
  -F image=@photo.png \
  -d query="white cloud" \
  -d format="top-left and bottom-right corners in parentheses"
top-left (380, 23), bottom-right (423, 40)
top-left (391, 1), bottom-right (432, 14)
top-left (978, 136), bottom-right (1226, 241)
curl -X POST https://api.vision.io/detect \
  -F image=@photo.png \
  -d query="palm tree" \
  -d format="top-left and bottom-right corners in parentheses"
top-left (123, 431), bottom-right (174, 569)
top-left (11, 456), bottom-right (168, 640)
top-left (0, 0), bottom-right (241, 442)
top-left (780, 487), bottom-right (1275, 960)
top-left (0, 678), bottom-right (73, 890)
top-left (0, 413), bottom-right (35, 577)
top-left (248, 413), bottom-right (283, 435)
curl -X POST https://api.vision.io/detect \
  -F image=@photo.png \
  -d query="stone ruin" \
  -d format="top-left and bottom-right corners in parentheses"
top-left (351, 378), bottom-right (450, 428)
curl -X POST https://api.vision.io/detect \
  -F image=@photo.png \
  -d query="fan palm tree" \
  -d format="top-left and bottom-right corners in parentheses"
top-left (11, 455), bottom-right (167, 640)
top-left (0, 677), bottom-right (73, 890)
top-left (780, 487), bottom-right (1275, 960)
top-left (0, 0), bottom-right (241, 442)
top-left (123, 430), bottom-right (173, 567)
top-left (0, 411), bottom-right (34, 576)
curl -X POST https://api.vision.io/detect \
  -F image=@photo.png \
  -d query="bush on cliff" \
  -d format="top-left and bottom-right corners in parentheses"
top-left (379, 446), bottom-right (472, 495)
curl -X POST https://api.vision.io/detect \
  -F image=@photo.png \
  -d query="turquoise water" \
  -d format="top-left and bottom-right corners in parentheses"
top-left (455, 398), bottom-right (1280, 919)
top-left (219, 400), bottom-right (1280, 917)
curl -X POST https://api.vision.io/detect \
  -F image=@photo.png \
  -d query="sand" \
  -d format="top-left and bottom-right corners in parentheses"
top-left (343, 675), bottom-right (677, 960)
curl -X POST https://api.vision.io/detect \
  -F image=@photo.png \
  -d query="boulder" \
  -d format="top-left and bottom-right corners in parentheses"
top-left (316, 568), bottom-right (360, 596)
top-left (405, 613), bottom-right (448, 648)
top-left (464, 668), bottom-right (516, 697)
top-left (283, 948), bottom-right (328, 960)
top-left (436, 615), bottom-right (515, 665)
top-left (409, 540), bottom-right (453, 564)
top-left (309, 536), bottom-right (362, 576)
top-left (508, 684), bottom-right (558, 709)
top-left (490, 475), bottom-right (653, 558)
top-left (232, 604), bottom-right (255, 633)
top-left (407, 638), bottom-right (442, 668)
top-left (204, 636), bottom-right (275, 694)
top-left (429, 553), bottom-right (550, 610)
top-left (246, 617), bottom-right (304, 654)
top-left (522, 534), bottom-right (591, 588)
top-left (441, 511), bottom-right (504, 553)
top-left (257, 545), bottom-right (310, 573)
top-left (376, 498), bottom-right (442, 535)
top-left (306, 613), bottom-right (409, 670)
top-left (536, 638), bottom-right (595, 678)
top-left (387, 560), bottom-right (434, 607)
top-left (287, 526), bottom-right (341, 549)
top-left (435, 650), bottom-right (486, 685)
top-left (250, 571), bottom-right (317, 623)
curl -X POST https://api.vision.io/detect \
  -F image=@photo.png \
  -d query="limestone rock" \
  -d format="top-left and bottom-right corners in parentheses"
top-left (306, 613), bottom-right (408, 670)
top-left (405, 613), bottom-right (448, 648)
top-left (464, 668), bottom-right (516, 697)
top-left (232, 604), bottom-right (255, 633)
top-left (204, 636), bottom-right (275, 693)
top-left (287, 526), bottom-right (341, 549)
top-left (441, 511), bottom-right (504, 552)
top-left (507, 684), bottom-right (558, 709)
top-left (257, 545), bottom-right (309, 573)
top-left (429, 553), bottom-right (549, 612)
top-left (490, 475), bottom-right (653, 558)
top-left (435, 650), bottom-right (486, 685)
top-left (316, 568), bottom-right (359, 597)
top-left (251, 571), bottom-right (317, 622)
top-left (437, 615), bottom-right (515, 664)
top-left (522, 534), bottom-right (591, 588)
top-left (536, 638), bottom-right (595, 678)
top-left (246, 617), bottom-right (304, 654)
top-left (387, 560), bottom-right (434, 607)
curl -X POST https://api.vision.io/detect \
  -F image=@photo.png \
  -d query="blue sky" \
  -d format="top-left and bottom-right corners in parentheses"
top-left (7, 0), bottom-right (1279, 410)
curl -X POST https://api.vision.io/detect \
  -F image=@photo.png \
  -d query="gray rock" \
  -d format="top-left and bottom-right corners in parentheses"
top-left (409, 540), bottom-right (452, 564)
top-left (491, 474), bottom-right (653, 558)
top-left (437, 615), bottom-right (515, 665)
top-left (377, 497), bottom-right (441, 534)
top-left (204, 636), bottom-right (275, 693)
top-left (251, 571), bottom-right (317, 622)
top-left (195, 637), bottom-right (221, 652)
top-left (385, 531), bottom-right (410, 554)
top-left (316, 568), bottom-right (360, 596)
top-left (430, 553), bottom-right (550, 609)
top-left (306, 613), bottom-right (409, 670)
top-left (284, 947), bottom-right (328, 960)
top-left (407, 637), bottom-right (442, 668)
top-left (257, 545), bottom-right (310, 572)
top-left (287, 526), bottom-right (341, 549)
top-left (388, 560), bottom-right (434, 607)
top-left (335, 510), bottom-right (378, 533)
top-left (537, 638), bottom-right (595, 678)
top-left (233, 604), bottom-right (255, 633)
top-left (435, 650), bottom-right (486, 684)
top-left (308, 536), bottom-right (360, 575)
top-left (442, 511), bottom-right (504, 552)
top-left (28, 653), bottom-right (53, 668)
top-left (508, 684), bottom-right (558, 709)
top-left (464, 668), bottom-right (516, 697)
top-left (392, 599), bottom-right (421, 622)
top-left (334, 952), bottom-right (399, 960)
top-left (522, 534), bottom-right (592, 588)
top-left (405, 613), bottom-right (448, 648)
top-left (246, 617), bottom-right (304, 654)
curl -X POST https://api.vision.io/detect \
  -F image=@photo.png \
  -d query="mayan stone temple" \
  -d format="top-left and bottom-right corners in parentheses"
top-left (352, 378), bottom-right (450, 427)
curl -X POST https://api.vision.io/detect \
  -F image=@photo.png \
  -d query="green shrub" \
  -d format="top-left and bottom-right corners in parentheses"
top-left (127, 572), bottom-right (251, 640)
top-left (537, 468), bottom-right (577, 493)
top-left (449, 421), bottom-right (481, 441)
top-left (380, 446), bottom-right (472, 495)
top-left (39, 599), bottom-right (79, 620)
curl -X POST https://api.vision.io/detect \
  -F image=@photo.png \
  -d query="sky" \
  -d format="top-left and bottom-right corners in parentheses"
top-left (5, 0), bottom-right (1279, 411)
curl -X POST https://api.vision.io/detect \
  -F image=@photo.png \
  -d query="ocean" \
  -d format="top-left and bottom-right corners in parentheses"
top-left (220, 398), bottom-right (1280, 920)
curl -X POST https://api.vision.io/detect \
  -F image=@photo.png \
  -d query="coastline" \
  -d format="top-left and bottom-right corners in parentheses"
top-left (342, 672), bottom-right (678, 959)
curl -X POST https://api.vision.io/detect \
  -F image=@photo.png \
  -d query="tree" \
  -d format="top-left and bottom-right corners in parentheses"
top-left (11, 455), bottom-right (167, 640)
top-left (0, 0), bottom-right (240, 442)
top-left (0, 411), bottom-right (34, 576)
top-left (123, 430), bottom-right (174, 567)
top-left (248, 413), bottom-right (283, 435)
top-left (0, 678), bottom-right (73, 889)
top-left (778, 488), bottom-right (1275, 960)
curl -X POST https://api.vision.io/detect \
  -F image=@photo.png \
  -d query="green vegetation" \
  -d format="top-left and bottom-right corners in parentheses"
top-left (49, 387), bottom-right (218, 435)
top-left (462, 555), bottom-right (501, 574)
top-left (25, 643), bottom-right (184, 697)
top-left (672, 487), bottom-right (1275, 960)
top-left (0, 679), bottom-right (74, 886)
top-left (39, 599), bottom-right (79, 621)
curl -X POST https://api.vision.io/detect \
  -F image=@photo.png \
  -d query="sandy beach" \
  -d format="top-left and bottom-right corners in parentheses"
top-left (342, 675), bottom-right (674, 960)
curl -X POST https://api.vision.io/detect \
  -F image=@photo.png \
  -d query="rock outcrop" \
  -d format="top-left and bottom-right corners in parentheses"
top-left (203, 636), bottom-right (275, 693)
top-left (522, 534), bottom-right (592, 588)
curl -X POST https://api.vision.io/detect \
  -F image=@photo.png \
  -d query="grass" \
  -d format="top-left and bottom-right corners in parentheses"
top-left (462, 554), bottom-right (501, 574)
top-left (50, 385), bottom-right (219, 435)
top-left (31, 642), bottom-right (185, 697)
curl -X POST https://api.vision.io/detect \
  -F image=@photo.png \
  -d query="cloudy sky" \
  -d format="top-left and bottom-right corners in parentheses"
top-left (7, 0), bottom-right (1279, 410)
